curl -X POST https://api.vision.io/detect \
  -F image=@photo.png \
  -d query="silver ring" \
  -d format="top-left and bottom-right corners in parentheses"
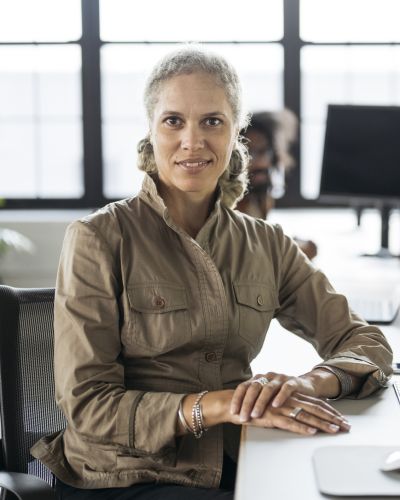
top-left (289, 406), bottom-right (303, 420)
top-left (251, 376), bottom-right (270, 387)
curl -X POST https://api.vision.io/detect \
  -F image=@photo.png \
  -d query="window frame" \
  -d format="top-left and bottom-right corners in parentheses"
top-left (1, 0), bottom-right (399, 209)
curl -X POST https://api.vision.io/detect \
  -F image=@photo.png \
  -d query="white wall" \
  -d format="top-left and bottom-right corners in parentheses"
top-left (0, 207), bottom-right (399, 289)
top-left (0, 210), bottom-right (89, 287)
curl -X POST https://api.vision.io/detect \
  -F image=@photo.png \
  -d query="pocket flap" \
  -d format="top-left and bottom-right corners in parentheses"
top-left (127, 283), bottom-right (188, 313)
top-left (233, 282), bottom-right (279, 312)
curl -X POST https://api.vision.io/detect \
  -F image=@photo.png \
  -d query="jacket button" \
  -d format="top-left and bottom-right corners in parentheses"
top-left (154, 296), bottom-right (165, 308)
top-left (205, 352), bottom-right (217, 362)
top-left (257, 295), bottom-right (264, 306)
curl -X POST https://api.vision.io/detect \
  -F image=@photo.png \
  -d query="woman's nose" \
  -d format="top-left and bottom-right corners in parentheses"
top-left (180, 125), bottom-right (204, 151)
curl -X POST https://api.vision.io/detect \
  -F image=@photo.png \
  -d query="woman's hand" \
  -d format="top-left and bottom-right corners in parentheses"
top-left (231, 392), bottom-right (350, 435)
top-left (230, 372), bottom-right (318, 421)
top-left (230, 371), bottom-right (346, 428)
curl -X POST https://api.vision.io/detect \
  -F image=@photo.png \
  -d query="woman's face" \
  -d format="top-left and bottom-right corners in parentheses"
top-left (150, 72), bottom-right (238, 200)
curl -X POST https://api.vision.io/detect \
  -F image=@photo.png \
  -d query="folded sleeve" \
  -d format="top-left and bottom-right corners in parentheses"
top-left (55, 220), bottom-right (184, 455)
top-left (273, 224), bottom-right (393, 398)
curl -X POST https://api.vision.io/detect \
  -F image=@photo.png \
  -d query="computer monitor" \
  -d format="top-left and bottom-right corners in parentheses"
top-left (319, 104), bottom-right (400, 258)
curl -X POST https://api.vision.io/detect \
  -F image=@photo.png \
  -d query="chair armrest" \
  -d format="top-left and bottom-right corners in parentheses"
top-left (0, 471), bottom-right (56, 500)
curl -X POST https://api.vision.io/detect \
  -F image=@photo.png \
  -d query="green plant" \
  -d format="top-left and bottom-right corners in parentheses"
top-left (0, 228), bottom-right (34, 258)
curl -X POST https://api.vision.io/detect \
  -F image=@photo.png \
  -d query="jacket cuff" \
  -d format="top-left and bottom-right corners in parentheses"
top-left (313, 356), bottom-right (392, 399)
top-left (132, 392), bottom-right (186, 455)
top-left (313, 364), bottom-right (354, 399)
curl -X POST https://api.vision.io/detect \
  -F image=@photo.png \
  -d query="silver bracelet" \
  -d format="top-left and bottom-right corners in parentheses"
top-left (178, 398), bottom-right (193, 434)
top-left (191, 390), bottom-right (208, 439)
top-left (314, 365), bottom-right (354, 399)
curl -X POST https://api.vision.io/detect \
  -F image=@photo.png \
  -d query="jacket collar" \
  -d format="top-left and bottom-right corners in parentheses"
top-left (138, 174), bottom-right (222, 243)
top-left (138, 174), bottom-right (168, 219)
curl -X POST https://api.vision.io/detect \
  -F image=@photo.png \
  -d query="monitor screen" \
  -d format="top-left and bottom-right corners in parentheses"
top-left (319, 104), bottom-right (400, 204)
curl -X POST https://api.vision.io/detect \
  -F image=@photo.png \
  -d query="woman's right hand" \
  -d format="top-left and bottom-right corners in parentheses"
top-left (229, 392), bottom-right (351, 436)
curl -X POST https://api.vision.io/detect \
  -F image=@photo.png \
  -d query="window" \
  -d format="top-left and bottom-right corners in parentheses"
top-left (0, 0), bottom-right (81, 42)
top-left (0, 45), bottom-right (83, 198)
top-left (99, 0), bottom-right (283, 42)
top-left (2, 0), bottom-right (400, 208)
top-left (101, 43), bottom-right (283, 198)
top-left (0, 0), bottom-right (82, 203)
top-left (300, 0), bottom-right (400, 42)
top-left (300, 0), bottom-right (400, 200)
top-left (99, 0), bottom-right (284, 198)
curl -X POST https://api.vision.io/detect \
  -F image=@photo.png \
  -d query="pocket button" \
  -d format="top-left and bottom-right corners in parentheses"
top-left (205, 351), bottom-right (217, 363)
top-left (154, 296), bottom-right (166, 308)
top-left (257, 295), bottom-right (264, 306)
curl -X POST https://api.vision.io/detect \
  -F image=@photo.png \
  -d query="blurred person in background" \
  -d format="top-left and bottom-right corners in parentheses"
top-left (237, 110), bottom-right (317, 260)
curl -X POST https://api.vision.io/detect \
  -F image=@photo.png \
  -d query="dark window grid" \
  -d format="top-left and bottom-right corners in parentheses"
top-left (279, 0), bottom-right (400, 208)
top-left (281, 41), bottom-right (400, 209)
top-left (0, 0), bottom-right (101, 209)
top-left (0, 36), bottom-right (88, 207)
top-left (2, 0), bottom-right (400, 209)
top-left (0, 38), bottom-right (285, 209)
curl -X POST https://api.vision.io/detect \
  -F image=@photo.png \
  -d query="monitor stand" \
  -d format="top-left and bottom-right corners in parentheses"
top-left (362, 205), bottom-right (400, 258)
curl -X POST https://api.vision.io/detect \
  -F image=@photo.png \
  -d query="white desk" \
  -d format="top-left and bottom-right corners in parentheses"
top-left (238, 318), bottom-right (400, 499)
top-left (236, 208), bottom-right (400, 500)
top-left (236, 385), bottom-right (400, 500)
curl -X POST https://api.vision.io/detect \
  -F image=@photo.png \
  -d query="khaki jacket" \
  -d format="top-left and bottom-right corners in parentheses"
top-left (31, 175), bottom-right (393, 489)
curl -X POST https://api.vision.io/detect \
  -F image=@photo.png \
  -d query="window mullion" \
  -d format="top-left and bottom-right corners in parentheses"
top-left (281, 0), bottom-right (302, 205)
top-left (81, 0), bottom-right (103, 207)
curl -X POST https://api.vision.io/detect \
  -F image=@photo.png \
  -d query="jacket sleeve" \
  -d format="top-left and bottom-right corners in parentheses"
top-left (273, 224), bottom-right (393, 398)
top-left (54, 220), bottom-right (184, 455)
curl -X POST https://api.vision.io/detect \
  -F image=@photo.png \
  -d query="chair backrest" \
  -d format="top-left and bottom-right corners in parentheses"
top-left (0, 286), bottom-right (66, 487)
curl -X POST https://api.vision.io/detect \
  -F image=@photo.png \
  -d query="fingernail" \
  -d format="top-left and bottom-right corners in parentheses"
top-left (240, 415), bottom-right (248, 423)
top-left (272, 399), bottom-right (279, 408)
top-left (329, 424), bottom-right (340, 432)
top-left (307, 428), bottom-right (317, 434)
top-left (251, 410), bottom-right (260, 418)
top-left (341, 422), bottom-right (351, 431)
top-left (230, 407), bottom-right (238, 415)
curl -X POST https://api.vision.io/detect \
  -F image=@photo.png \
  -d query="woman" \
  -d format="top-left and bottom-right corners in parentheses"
top-left (237, 110), bottom-right (317, 259)
top-left (32, 47), bottom-right (392, 499)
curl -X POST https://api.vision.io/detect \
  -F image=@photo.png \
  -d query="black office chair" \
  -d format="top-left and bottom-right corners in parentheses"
top-left (0, 285), bottom-right (65, 499)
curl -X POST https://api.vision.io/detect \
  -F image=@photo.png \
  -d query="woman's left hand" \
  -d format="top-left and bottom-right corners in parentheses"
top-left (230, 371), bottom-right (340, 422)
top-left (234, 392), bottom-right (351, 435)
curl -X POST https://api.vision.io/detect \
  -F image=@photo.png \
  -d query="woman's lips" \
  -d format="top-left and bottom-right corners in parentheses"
top-left (176, 160), bottom-right (212, 172)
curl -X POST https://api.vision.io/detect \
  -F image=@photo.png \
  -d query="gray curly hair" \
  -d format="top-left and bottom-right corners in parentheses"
top-left (137, 45), bottom-right (250, 208)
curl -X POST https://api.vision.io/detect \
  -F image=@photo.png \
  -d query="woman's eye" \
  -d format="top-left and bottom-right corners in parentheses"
top-left (164, 116), bottom-right (182, 127)
top-left (205, 117), bottom-right (222, 127)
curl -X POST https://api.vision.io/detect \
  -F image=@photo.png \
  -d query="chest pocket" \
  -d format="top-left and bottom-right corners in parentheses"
top-left (127, 283), bottom-right (191, 353)
top-left (233, 282), bottom-right (279, 354)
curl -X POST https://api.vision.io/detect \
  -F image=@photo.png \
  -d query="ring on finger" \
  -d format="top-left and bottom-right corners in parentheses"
top-left (289, 406), bottom-right (303, 420)
top-left (251, 376), bottom-right (270, 387)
